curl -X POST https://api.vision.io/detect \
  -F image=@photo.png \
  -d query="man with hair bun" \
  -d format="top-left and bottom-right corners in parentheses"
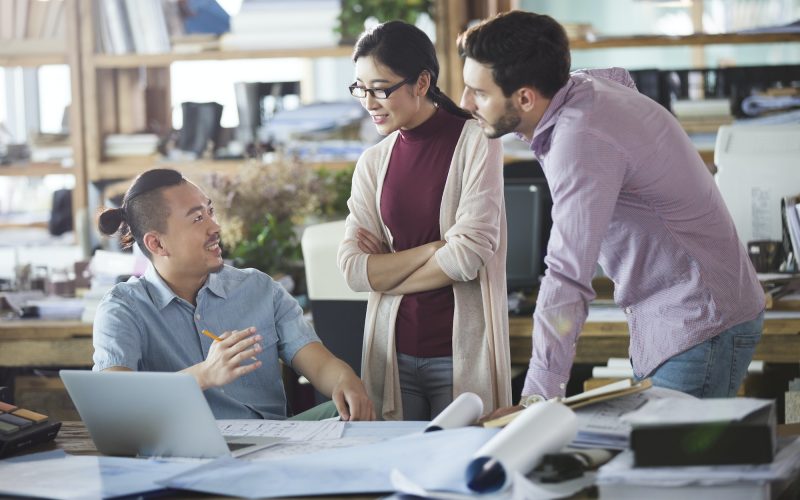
top-left (94, 168), bottom-right (374, 421)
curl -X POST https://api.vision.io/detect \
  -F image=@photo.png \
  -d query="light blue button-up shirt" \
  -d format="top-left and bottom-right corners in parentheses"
top-left (93, 264), bottom-right (320, 419)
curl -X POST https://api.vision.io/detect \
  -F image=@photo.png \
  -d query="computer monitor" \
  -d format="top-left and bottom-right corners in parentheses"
top-left (714, 124), bottom-right (800, 245)
top-left (504, 161), bottom-right (552, 292)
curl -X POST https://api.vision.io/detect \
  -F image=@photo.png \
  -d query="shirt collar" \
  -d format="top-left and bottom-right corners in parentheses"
top-left (143, 264), bottom-right (227, 310)
top-left (205, 269), bottom-right (227, 299)
top-left (529, 78), bottom-right (575, 157)
top-left (144, 264), bottom-right (179, 310)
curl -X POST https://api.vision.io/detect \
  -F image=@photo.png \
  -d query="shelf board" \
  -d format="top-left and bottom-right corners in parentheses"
top-left (571, 32), bottom-right (800, 49)
top-left (92, 158), bottom-right (354, 181)
top-left (86, 32), bottom-right (800, 67)
top-left (91, 45), bottom-right (354, 68)
top-left (0, 40), bottom-right (68, 66)
top-left (0, 163), bottom-right (74, 176)
top-left (0, 221), bottom-right (48, 230)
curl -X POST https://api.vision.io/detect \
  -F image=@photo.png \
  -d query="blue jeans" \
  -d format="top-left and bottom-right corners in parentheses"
top-left (397, 352), bottom-right (453, 421)
top-left (643, 311), bottom-right (764, 398)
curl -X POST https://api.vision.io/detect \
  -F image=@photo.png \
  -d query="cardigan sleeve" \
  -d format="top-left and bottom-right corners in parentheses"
top-left (337, 147), bottom-right (384, 293)
top-left (435, 129), bottom-right (505, 282)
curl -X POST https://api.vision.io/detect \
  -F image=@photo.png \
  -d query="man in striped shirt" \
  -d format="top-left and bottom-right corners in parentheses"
top-left (458, 11), bottom-right (765, 404)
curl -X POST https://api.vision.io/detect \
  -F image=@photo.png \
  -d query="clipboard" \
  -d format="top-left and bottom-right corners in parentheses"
top-left (483, 378), bottom-right (653, 428)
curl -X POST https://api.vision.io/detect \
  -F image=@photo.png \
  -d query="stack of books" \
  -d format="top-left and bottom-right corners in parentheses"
top-left (0, 0), bottom-right (66, 45)
top-left (103, 133), bottom-right (159, 158)
top-left (221, 0), bottom-right (340, 50)
top-left (96, 0), bottom-right (180, 54)
top-left (672, 98), bottom-right (734, 134)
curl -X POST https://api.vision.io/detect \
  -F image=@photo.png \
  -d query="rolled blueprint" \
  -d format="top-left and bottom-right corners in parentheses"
top-left (465, 399), bottom-right (578, 493)
top-left (424, 392), bottom-right (484, 432)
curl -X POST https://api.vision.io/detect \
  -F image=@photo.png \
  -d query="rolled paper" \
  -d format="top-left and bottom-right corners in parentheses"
top-left (465, 399), bottom-right (578, 493)
top-left (424, 392), bottom-right (484, 432)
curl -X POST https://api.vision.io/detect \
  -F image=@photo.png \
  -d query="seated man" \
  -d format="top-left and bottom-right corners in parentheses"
top-left (93, 168), bottom-right (374, 421)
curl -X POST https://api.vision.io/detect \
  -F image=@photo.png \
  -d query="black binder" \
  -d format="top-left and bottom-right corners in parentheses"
top-left (631, 402), bottom-right (776, 467)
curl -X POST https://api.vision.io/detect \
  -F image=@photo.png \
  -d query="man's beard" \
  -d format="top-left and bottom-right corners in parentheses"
top-left (482, 99), bottom-right (521, 139)
top-left (487, 99), bottom-right (522, 139)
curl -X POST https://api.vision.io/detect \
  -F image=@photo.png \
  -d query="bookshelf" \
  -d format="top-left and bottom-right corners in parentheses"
top-left (75, 0), bottom-right (359, 190)
top-left (70, 1), bottom-right (800, 189)
top-left (42, 0), bottom-right (800, 201)
top-left (0, 0), bottom-right (86, 237)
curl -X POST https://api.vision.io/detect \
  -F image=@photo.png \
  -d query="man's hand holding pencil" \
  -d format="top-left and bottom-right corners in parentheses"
top-left (190, 327), bottom-right (263, 390)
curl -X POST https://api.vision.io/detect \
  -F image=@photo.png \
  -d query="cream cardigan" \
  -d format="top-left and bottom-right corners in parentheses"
top-left (337, 119), bottom-right (512, 420)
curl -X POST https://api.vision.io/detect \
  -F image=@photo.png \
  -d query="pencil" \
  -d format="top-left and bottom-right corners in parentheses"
top-left (201, 329), bottom-right (259, 363)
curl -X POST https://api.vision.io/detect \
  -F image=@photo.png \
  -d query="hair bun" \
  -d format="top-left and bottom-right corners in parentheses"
top-left (97, 207), bottom-right (125, 236)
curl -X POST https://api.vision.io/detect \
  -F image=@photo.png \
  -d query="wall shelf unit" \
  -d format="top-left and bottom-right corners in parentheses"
top-left (0, 0), bottom-right (86, 237)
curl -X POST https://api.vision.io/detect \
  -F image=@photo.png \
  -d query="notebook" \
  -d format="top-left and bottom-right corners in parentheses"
top-left (59, 370), bottom-right (284, 458)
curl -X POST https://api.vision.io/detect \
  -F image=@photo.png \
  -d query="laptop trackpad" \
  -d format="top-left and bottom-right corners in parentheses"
top-left (225, 436), bottom-right (287, 457)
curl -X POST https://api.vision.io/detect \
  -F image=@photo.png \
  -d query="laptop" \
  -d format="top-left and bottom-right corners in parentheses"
top-left (59, 370), bottom-right (285, 458)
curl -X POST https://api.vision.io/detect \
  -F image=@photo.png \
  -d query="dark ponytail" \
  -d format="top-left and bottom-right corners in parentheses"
top-left (353, 20), bottom-right (472, 120)
top-left (95, 168), bottom-right (185, 258)
top-left (428, 84), bottom-right (471, 120)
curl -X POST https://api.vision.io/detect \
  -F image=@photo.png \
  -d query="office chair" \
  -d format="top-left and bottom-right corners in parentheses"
top-left (301, 220), bottom-right (368, 402)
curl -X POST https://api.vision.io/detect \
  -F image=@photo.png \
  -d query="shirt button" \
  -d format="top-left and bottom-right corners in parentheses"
top-left (624, 307), bottom-right (632, 314)
top-left (195, 314), bottom-right (201, 320)
top-left (559, 383), bottom-right (566, 390)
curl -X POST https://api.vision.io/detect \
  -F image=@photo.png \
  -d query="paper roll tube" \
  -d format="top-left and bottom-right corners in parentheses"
top-left (465, 399), bottom-right (578, 493)
top-left (424, 392), bottom-right (484, 432)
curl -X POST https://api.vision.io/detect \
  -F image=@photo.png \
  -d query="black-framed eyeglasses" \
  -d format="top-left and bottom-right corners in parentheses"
top-left (348, 78), bottom-right (413, 99)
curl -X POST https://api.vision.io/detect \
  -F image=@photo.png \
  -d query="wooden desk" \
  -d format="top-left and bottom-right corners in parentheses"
top-left (509, 314), bottom-right (800, 365)
top-left (0, 320), bottom-right (93, 367)
top-left (2, 313), bottom-right (799, 369)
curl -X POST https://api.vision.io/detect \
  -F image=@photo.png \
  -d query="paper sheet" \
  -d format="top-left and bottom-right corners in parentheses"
top-left (217, 419), bottom-right (344, 440)
top-left (160, 427), bottom-right (500, 499)
top-left (0, 450), bottom-right (199, 500)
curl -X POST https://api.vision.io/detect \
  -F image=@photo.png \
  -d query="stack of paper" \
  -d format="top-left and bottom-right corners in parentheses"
top-left (597, 437), bottom-right (800, 500)
top-left (222, 0), bottom-right (340, 50)
top-left (572, 385), bottom-right (695, 450)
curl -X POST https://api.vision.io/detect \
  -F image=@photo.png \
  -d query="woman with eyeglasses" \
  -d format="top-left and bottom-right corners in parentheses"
top-left (337, 20), bottom-right (511, 421)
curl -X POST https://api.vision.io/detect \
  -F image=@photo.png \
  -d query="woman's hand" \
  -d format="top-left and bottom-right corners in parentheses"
top-left (357, 228), bottom-right (389, 255)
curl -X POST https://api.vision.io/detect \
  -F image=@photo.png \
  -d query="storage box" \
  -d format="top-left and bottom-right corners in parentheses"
top-left (631, 402), bottom-right (776, 467)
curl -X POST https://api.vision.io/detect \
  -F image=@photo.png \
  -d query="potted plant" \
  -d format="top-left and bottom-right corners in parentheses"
top-left (337, 0), bottom-right (434, 43)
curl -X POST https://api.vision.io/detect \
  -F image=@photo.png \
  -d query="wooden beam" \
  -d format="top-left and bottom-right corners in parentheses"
top-left (434, 0), bottom-right (468, 107)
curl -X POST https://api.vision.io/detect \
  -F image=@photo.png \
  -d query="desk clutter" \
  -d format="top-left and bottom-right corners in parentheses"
top-left (0, 400), bottom-right (61, 458)
top-left (1, 378), bottom-right (800, 499)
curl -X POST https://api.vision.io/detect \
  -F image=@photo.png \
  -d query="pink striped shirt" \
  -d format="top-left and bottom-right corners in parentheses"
top-left (522, 68), bottom-right (765, 399)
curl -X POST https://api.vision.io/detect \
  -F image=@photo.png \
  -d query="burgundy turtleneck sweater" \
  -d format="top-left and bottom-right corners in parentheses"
top-left (380, 107), bottom-right (467, 357)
